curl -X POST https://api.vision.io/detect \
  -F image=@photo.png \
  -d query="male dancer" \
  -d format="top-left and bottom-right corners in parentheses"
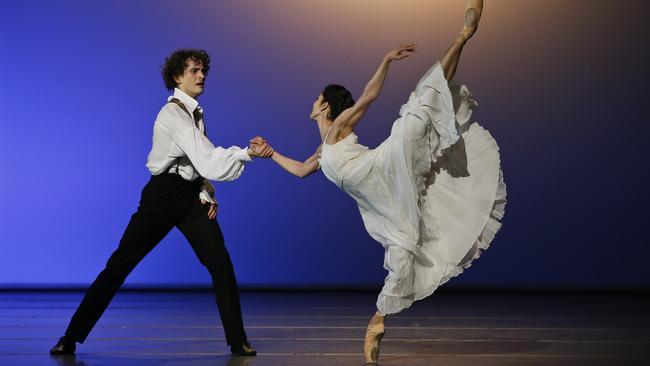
top-left (50, 49), bottom-right (271, 356)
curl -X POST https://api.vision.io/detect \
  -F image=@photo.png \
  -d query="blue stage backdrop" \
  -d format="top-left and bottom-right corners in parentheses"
top-left (1, 0), bottom-right (648, 289)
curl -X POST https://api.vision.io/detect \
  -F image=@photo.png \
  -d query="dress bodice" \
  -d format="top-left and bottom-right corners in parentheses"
top-left (319, 131), bottom-right (370, 189)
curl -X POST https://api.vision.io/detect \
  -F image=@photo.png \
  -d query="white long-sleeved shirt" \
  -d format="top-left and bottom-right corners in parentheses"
top-left (146, 88), bottom-right (251, 203)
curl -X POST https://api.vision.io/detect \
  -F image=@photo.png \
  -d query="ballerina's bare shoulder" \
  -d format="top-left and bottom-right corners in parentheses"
top-left (324, 119), bottom-right (355, 146)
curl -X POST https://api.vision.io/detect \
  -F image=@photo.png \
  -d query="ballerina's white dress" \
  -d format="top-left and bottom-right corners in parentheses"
top-left (319, 61), bottom-right (506, 314)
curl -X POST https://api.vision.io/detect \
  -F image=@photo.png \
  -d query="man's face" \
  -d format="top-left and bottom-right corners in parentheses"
top-left (174, 59), bottom-right (206, 98)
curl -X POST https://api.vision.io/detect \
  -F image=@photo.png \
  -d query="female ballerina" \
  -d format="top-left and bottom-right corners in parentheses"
top-left (265, 0), bottom-right (505, 363)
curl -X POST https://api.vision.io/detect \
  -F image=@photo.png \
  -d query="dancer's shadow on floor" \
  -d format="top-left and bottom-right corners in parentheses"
top-left (49, 355), bottom-right (87, 366)
top-left (225, 356), bottom-right (257, 366)
top-left (50, 354), bottom-right (259, 366)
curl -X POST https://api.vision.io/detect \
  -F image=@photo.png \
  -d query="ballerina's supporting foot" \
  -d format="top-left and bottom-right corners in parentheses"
top-left (441, 0), bottom-right (484, 81)
top-left (364, 312), bottom-right (386, 364)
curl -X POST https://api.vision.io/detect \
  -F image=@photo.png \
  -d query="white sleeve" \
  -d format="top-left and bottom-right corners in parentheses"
top-left (199, 189), bottom-right (217, 204)
top-left (159, 104), bottom-right (252, 182)
top-left (199, 179), bottom-right (217, 204)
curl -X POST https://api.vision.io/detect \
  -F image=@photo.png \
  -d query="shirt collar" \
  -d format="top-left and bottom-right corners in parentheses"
top-left (170, 88), bottom-right (201, 113)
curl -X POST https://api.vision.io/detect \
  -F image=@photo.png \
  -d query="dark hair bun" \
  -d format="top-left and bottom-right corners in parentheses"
top-left (322, 84), bottom-right (355, 120)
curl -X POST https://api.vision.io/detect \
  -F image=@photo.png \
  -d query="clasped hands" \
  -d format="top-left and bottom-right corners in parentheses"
top-left (248, 136), bottom-right (274, 158)
top-left (202, 136), bottom-right (273, 220)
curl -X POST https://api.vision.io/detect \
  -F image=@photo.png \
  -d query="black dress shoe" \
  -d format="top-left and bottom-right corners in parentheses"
top-left (230, 341), bottom-right (257, 356)
top-left (50, 336), bottom-right (76, 355)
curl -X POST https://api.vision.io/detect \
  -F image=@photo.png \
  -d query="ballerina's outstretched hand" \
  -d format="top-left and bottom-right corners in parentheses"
top-left (384, 43), bottom-right (417, 61)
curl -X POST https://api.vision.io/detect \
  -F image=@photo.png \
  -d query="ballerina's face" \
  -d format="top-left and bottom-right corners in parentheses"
top-left (310, 94), bottom-right (328, 120)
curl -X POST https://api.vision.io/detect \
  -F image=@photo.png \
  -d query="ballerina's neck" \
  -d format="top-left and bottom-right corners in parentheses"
top-left (318, 120), bottom-right (335, 142)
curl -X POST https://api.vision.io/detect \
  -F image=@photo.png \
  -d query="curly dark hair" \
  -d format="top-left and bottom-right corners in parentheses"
top-left (161, 49), bottom-right (211, 90)
top-left (322, 84), bottom-right (355, 120)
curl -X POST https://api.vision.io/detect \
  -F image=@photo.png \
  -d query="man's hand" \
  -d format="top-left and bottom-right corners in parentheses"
top-left (201, 199), bottom-right (218, 220)
top-left (249, 136), bottom-right (274, 158)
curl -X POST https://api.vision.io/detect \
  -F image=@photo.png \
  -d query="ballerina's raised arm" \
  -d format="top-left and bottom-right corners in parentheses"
top-left (268, 43), bottom-right (417, 178)
top-left (326, 43), bottom-right (417, 144)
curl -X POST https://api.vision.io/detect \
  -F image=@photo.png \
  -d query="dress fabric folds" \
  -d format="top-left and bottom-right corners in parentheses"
top-left (320, 62), bottom-right (507, 314)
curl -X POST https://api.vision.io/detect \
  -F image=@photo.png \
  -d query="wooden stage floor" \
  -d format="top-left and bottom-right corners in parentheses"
top-left (0, 291), bottom-right (648, 365)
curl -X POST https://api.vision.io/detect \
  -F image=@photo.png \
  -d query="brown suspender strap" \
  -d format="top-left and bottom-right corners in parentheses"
top-left (168, 98), bottom-right (207, 135)
top-left (168, 97), bottom-right (191, 116)
top-left (165, 98), bottom-right (208, 176)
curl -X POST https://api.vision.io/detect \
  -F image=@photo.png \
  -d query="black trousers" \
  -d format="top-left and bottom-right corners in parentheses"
top-left (64, 173), bottom-right (247, 346)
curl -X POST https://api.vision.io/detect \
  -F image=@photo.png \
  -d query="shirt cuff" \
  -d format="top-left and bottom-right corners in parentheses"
top-left (236, 146), bottom-right (252, 162)
top-left (199, 190), bottom-right (217, 204)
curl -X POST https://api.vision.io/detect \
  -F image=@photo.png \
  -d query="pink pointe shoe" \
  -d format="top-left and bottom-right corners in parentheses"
top-left (364, 312), bottom-right (385, 364)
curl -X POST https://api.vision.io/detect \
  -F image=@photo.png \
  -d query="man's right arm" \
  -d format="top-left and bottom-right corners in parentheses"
top-left (158, 104), bottom-right (252, 182)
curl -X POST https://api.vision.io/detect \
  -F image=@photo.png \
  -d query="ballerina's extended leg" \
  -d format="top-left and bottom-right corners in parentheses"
top-left (440, 0), bottom-right (483, 81)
